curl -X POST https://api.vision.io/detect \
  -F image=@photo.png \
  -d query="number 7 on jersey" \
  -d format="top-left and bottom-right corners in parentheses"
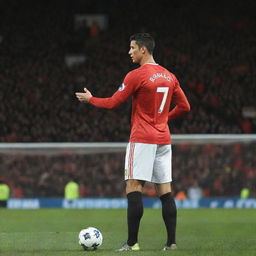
top-left (157, 87), bottom-right (169, 113)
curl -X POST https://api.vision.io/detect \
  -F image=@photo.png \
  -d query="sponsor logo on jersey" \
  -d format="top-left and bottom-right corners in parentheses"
top-left (118, 83), bottom-right (126, 91)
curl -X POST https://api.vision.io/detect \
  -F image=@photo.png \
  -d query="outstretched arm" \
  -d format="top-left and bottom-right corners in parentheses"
top-left (75, 83), bottom-right (135, 110)
top-left (75, 71), bottom-right (139, 110)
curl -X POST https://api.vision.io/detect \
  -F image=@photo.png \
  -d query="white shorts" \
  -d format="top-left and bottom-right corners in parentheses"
top-left (124, 142), bottom-right (172, 184)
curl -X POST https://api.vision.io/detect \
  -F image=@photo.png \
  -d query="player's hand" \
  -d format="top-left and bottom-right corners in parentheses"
top-left (75, 88), bottom-right (92, 103)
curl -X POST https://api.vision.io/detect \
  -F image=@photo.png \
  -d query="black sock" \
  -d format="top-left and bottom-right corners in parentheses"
top-left (160, 192), bottom-right (177, 246)
top-left (127, 191), bottom-right (143, 246)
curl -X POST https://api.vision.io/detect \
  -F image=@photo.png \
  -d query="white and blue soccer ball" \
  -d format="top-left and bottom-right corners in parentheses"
top-left (78, 227), bottom-right (103, 250)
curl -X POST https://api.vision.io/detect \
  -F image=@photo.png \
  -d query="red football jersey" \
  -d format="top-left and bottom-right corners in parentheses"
top-left (89, 63), bottom-right (190, 144)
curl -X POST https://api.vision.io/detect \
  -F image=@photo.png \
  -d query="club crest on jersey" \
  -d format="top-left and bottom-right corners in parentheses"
top-left (118, 83), bottom-right (126, 91)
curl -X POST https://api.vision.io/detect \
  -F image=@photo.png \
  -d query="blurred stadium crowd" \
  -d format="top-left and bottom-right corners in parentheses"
top-left (0, 0), bottom-right (256, 197)
top-left (0, 142), bottom-right (255, 198)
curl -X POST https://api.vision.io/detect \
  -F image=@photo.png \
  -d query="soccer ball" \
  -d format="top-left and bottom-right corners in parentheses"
top-left (78, 227), bottom-right (103, 250)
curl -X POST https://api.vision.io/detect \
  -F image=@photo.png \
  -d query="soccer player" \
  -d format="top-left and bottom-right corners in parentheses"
top-left (75, 33), bottom-right (190, 251)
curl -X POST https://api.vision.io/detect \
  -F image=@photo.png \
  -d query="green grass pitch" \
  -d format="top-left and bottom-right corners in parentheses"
top-left (0, 208), bottom-right (255, 256)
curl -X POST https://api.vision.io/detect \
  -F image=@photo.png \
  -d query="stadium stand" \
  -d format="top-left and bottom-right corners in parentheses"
top-left (0, 0), bottom-right (255, 197)
top-left (0, 142), bottom-right (255, 198)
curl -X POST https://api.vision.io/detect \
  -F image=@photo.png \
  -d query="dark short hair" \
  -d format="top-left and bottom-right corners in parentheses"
top-left (130, 33), bottom-right (155, 54)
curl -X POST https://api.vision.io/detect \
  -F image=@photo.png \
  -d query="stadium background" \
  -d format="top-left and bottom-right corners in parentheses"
top-left (0, 0), bottom-right (256, 203)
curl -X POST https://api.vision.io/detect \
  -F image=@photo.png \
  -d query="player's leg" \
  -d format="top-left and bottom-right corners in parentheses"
top-left (117, 143), bottom-right (156, 251)
top-left (117, 180), bottom-right (144, 251)
top-left (126, 179), bottom-right (145, 247)
top-left (152, 145), bottom-right (177, 250)
top-left (155, 182), bottom-right (177, 250)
